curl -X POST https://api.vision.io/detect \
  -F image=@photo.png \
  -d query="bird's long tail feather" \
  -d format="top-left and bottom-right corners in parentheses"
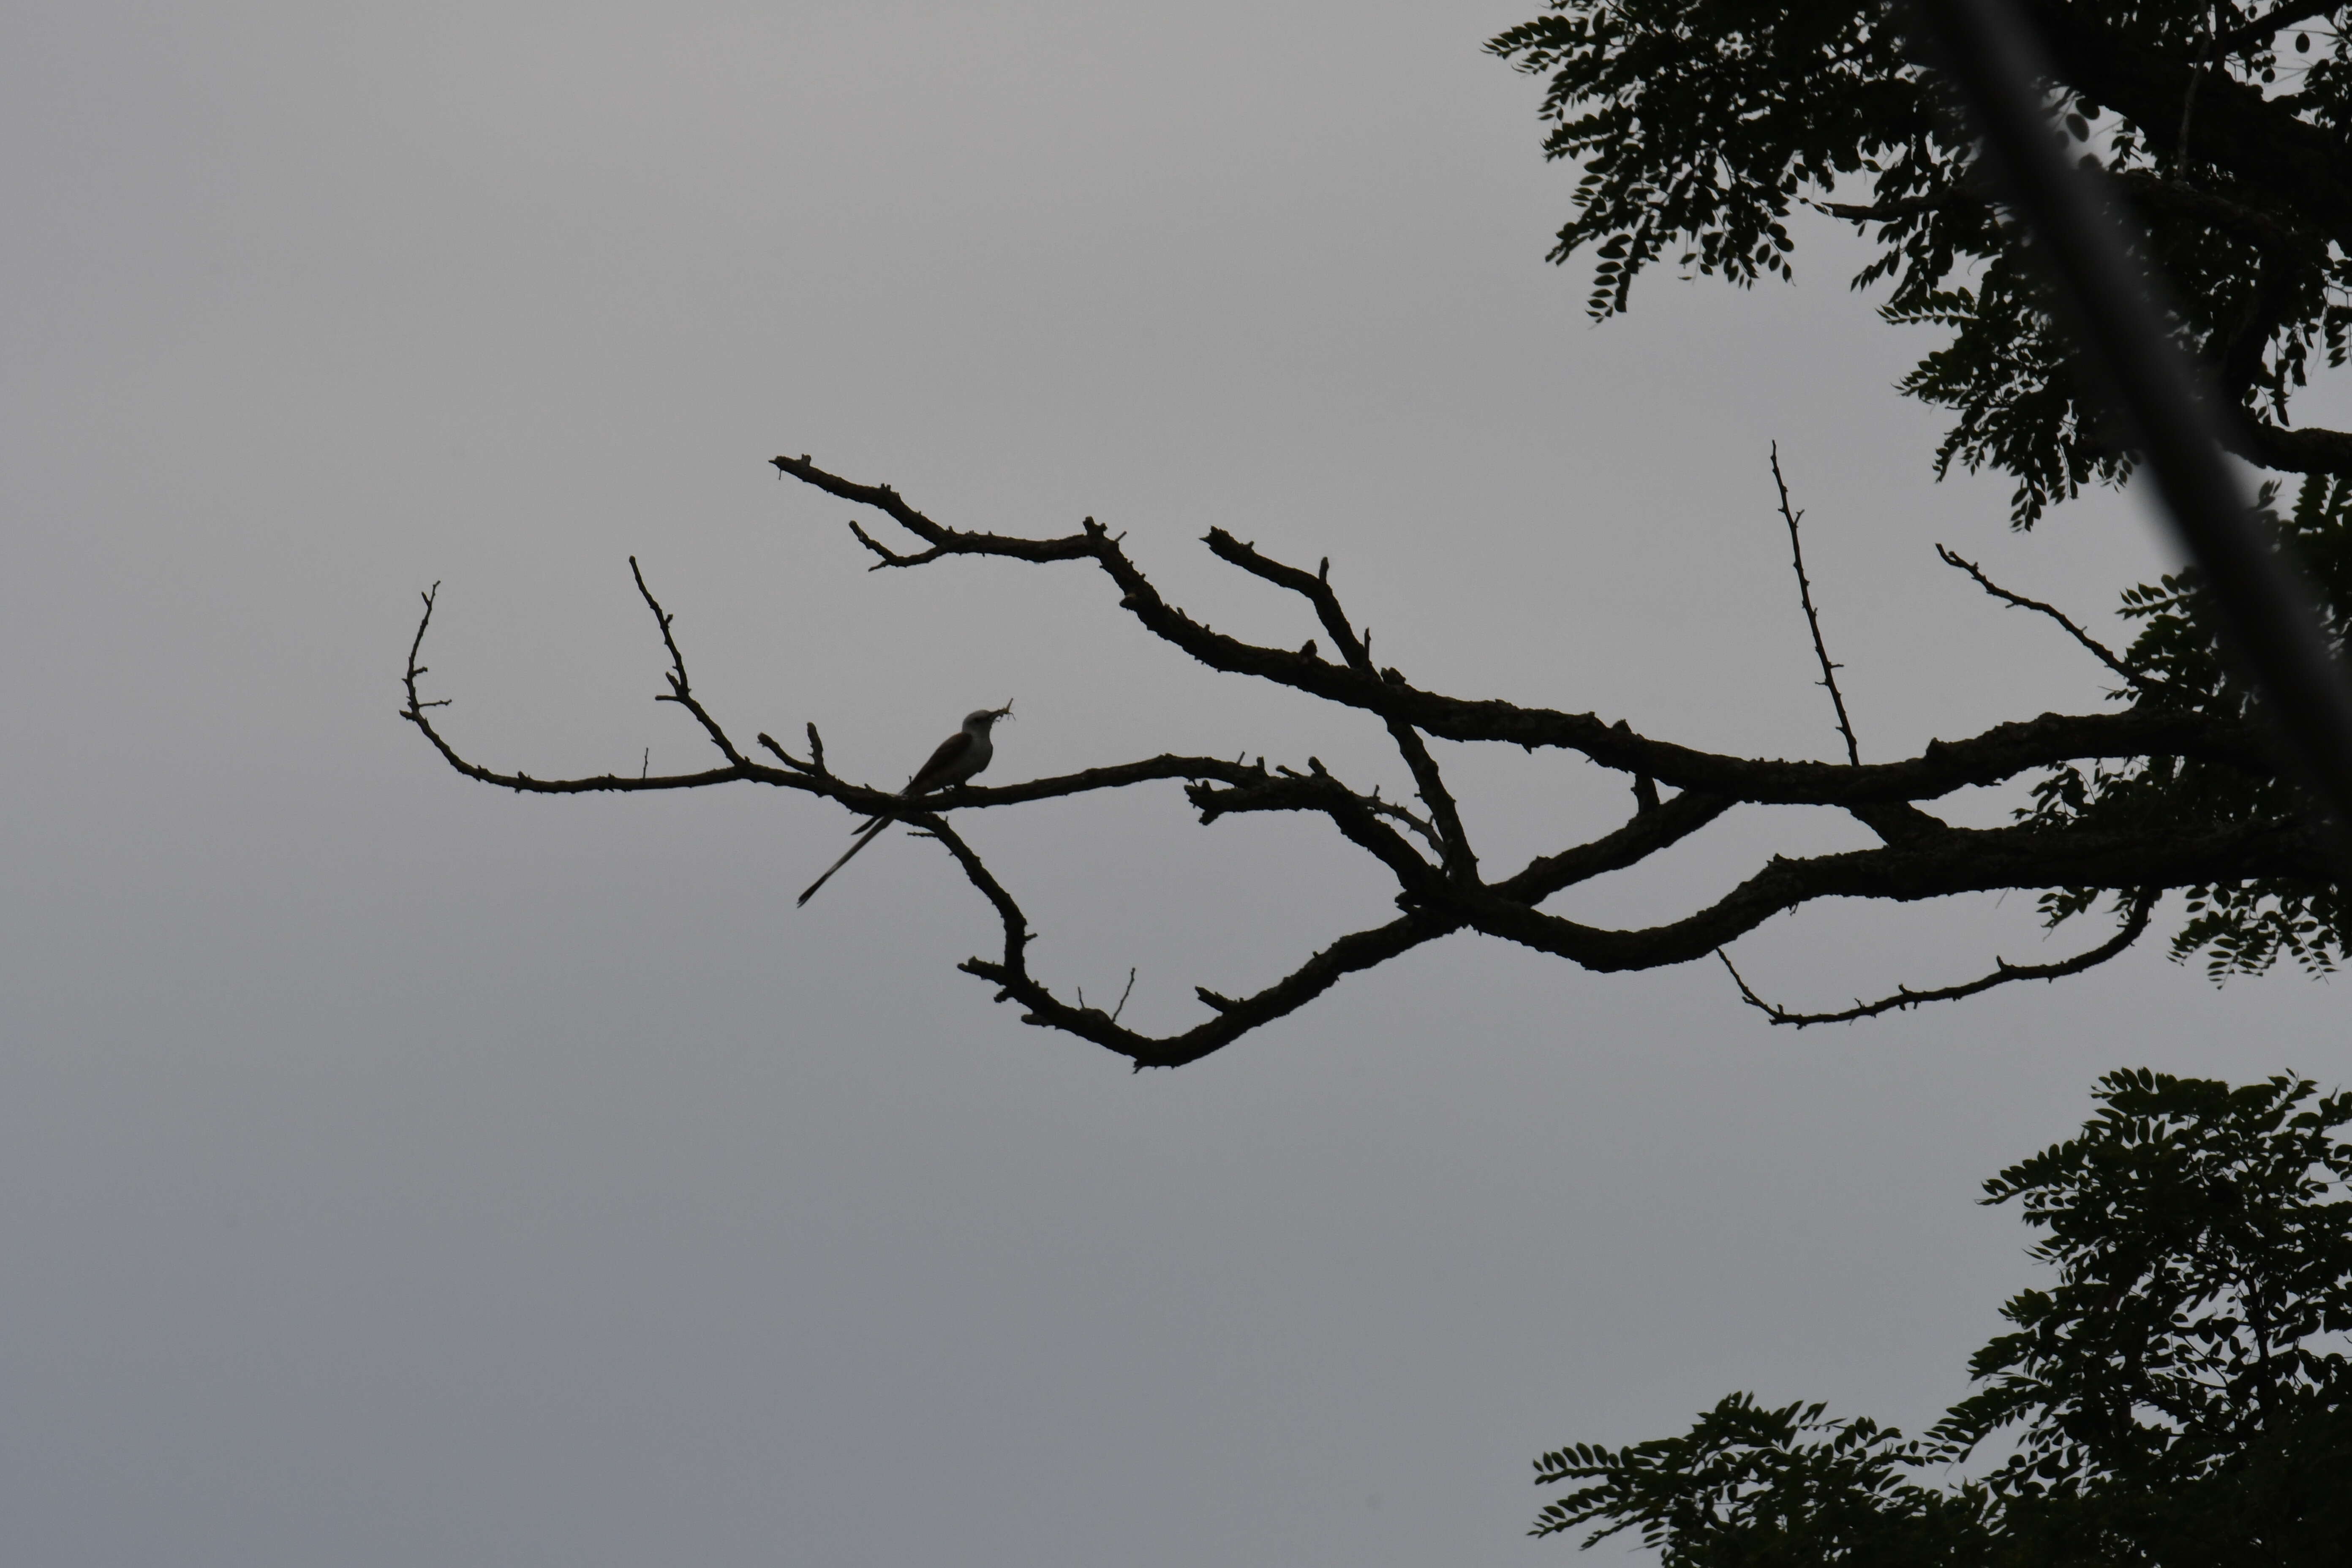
top-left (798, 813), bottom-right (896, 906)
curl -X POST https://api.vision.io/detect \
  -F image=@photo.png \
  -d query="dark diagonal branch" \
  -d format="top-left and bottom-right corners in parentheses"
top-left (920, 812), bottom-right (1463, 1070)
top-left (1716, 891), bottom-right (2159, 1027)
top-left (1361, 788), bottom-right (1444, 856)
top-left (1490, 789), bottom-right (1735, 905)
top-left (398, 451), bottom-right (2333, 1068)
top-left (1935, 544), bottom-right (2168, 695)
top-left (630, 556), bottom-right (752, 769)
top-left (1771, 444), bottom-right (1861, 765)
top-left (845, 517), bottom-right (947, 569)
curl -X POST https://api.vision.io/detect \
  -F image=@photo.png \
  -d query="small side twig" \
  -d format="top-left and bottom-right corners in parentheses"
top-left (1935, 544), bottom-right (2167, 695)
top-left (757, 732), bottom-right (813, 772)
top-left (629, 556), bottom-right (752, 768)
top-left (401, 583), bottom-right (455, 714)
top-left (1201, 528), bottom-right (1476, 879)
top-left (1363, 787), bottom-right (1444, 855)
top-left (1110, 966), bottom-right (1138, 1025)
top-left (1770, 444), bottom-right (1861, 765)
top-left (847, 517), bottom-right (945, 570)
top-left (1717, 891), bottom-right (2156, 1027)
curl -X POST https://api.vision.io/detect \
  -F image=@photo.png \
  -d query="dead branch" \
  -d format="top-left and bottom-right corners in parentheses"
top-left (390, 452), bottom-right (2330, 1069)
top-left (1770, 444), bottom-right (1862, 765)
top-left (1936, 544), bottom-right (2170, 696)
top-left (1716, 892), bottom-right (2159, 1026)
top-left (630, 556), bottom-right (751, 769)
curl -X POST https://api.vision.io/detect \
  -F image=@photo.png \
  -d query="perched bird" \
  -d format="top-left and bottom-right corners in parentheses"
top-left (797, 703), bottom-right (1013, 906)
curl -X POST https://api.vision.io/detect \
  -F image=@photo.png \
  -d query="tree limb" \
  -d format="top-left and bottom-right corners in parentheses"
top-left (394, 453), bottom-right (2332, 1067)
top-left (921, 811), bottom-right (1465, 1071)
top-left (770, 455), bottom-right (2272, 800)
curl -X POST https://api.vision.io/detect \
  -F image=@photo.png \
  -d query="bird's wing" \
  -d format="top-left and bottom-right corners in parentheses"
top-left (904, 729), bottom-right (975, 794)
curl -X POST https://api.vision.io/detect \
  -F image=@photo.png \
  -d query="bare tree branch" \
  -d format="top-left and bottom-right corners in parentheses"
top-left (1813, 188), bottom-right (1982, 224)
top-left (392, 451), bottom-right (2334, 1067)
top-left (918, 812), bottom-right (1463, 1070)
top-left (773, 455), bottom-right (2266, 802)
top-left (1716, 892), bottom-right (2159, 1026)
top-left (1770, 444), bottom-right (1861, 765)
top-left (1935, 544), bottom-right (2169, 695)
top-left (1202, 528), bottom-right (1478, 879)
top-left (1489, 790), bottom-right (1734, 906)
top-left (630, 555), bottom-right (752, 769)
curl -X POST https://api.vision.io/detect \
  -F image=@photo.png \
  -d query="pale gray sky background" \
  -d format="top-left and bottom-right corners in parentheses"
top-left (3, 3), bottom-right (2343, 1564)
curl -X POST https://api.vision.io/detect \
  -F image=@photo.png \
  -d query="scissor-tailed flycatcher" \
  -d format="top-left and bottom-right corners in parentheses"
top-left (796, 702), bottom-right (1014, 907)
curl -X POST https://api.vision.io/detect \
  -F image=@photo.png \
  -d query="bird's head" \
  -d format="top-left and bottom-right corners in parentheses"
top-left (964, 701), bottom-right (1014, 731)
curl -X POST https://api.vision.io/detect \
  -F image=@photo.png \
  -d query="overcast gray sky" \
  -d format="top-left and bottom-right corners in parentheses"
top-left (4, 3), bottom-right (2344, 1564)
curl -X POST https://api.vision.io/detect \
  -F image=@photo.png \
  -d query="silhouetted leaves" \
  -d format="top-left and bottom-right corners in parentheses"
top-left (2024, 475), bottom-right (2352, 978)
top-left (1493, 1), bottom-right (2352, 525)
top-left (1532, 1070), bottom-right (2352, 1564)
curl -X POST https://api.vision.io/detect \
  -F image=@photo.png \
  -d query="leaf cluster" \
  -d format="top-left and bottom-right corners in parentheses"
top-left (2024, 475), bottom-right (2352, 979)
top-left (1486, 1), bottom-right (1936, 314)
top-left (1531, 1395), bottom-right (1992, 1564)
top-left (1530, 1069), bottom-right (2352, 1565)
top-left (1491, 1), bottom-right (2352, 525)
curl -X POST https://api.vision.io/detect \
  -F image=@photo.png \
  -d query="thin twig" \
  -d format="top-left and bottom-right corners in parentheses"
top-left (847, 517), bottom-right (945, 569)
top-left (756, 732), bottom-right (814, 773)
top-left (1812, 188), bottom-right (1979, 224)
top-left (1201, 529), bottom-right (1474, 879)
top-left (1716, 892), bottom-right (2156, 1027)
top-left (629, 556), bottom-right (752, 768)
top-left (1770, 444), bottom-right (1861, 765)
top-left (402, 583), bottom-right (454, 712)
top-left (1110, 967), bottom-right (1138, 1025)
top-left (392, 447), bottom-right (2326, 1070)
top-left (1935, 544), bottom-right (2168, 695)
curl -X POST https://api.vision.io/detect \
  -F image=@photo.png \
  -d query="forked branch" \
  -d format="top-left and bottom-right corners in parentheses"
top-left (393, 452), bottom-right (2327, 1068)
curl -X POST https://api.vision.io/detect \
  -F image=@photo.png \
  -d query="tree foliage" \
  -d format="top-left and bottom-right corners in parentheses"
top-left (1488, 0), bottom-right (2352, 984)
top-left (1489, 0), bottom-right (2352, 525)
top-left (2023, 476), bottom-right (2352, 980)
top-left (1530, 1070), bottom-right (2352, 1565)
